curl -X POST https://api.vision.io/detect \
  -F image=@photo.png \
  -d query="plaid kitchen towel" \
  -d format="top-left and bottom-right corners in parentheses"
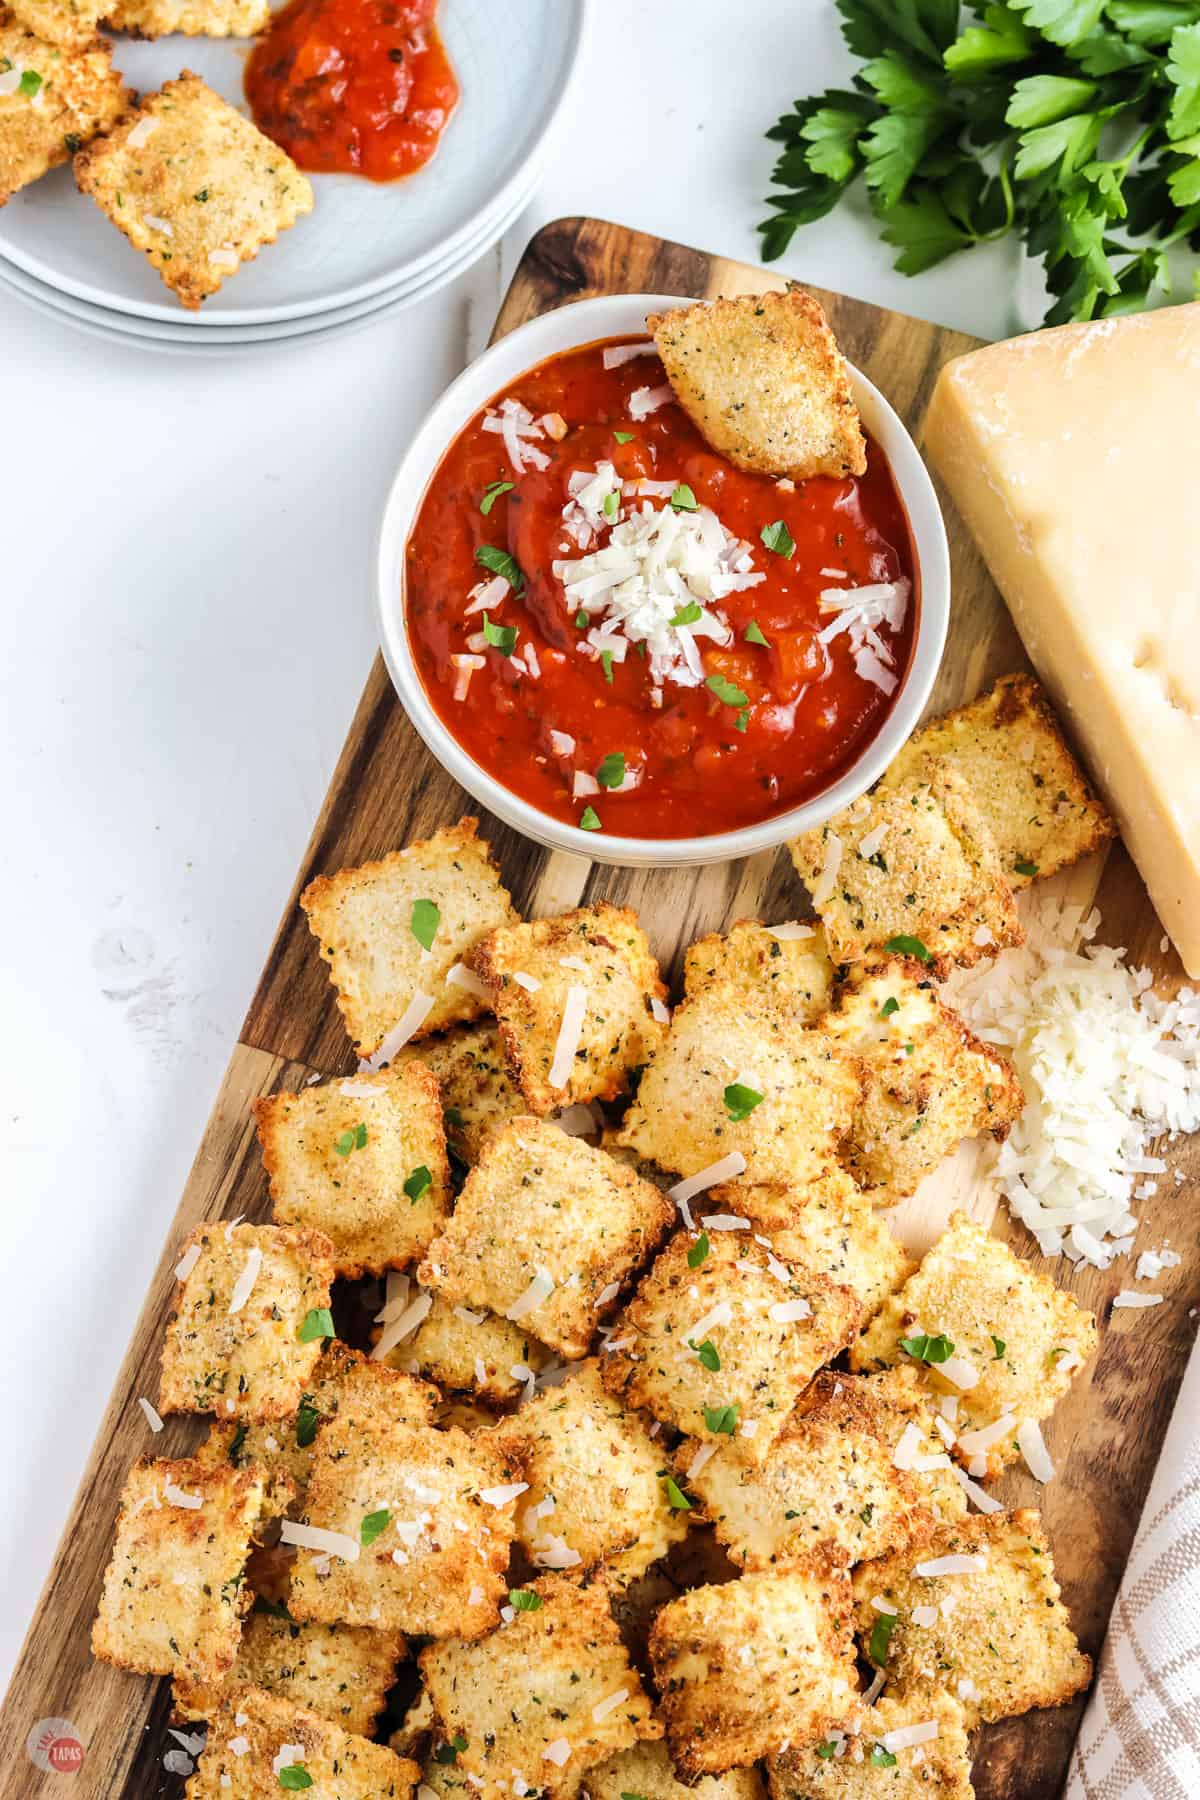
top-left (1067, 1339), bottom-right (1200, 1800)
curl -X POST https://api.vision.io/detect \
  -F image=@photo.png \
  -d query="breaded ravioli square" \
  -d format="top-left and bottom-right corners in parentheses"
top-left (173, 1546), bottom-right (407, 1736)
top-left (649, 1558), bottom-right (859, 1777)
top-left (683, 1368), bottom-right (964, 1572)
top-left (301, 818), bottom-right (518, 1060)
top-left (822, 956), bottom-right (1023, 1201)
top-left (255, 1062), bottom-right (450, 1278)
top-left (196, 1345), bottom-right (436, 1517)
top-left (881, 672), bottom-right (1115, 889)
top-left (160, 1221), bottom-right (335, 1423)
top-left (418, 1117), bottom-right (675, 1359)
top-left (73, 74), bottom-right (312, 309)
top-left (712, 1167), bottom-right (914, 1324)
top-left (788, 761), bottom-right (1023, 975)
top-left (92, 1456), bottom-right (265, 1683)
top-left (616, 983), bottom-right (861, 1184)
top-left (486, 1361), bottom-right (689, 1584)
top-left (852, 1509), bottom-right (1091, 1725)
top-left (420, 1574), bottom-right (661, 1799)
top-left (585, 1739), bottom-right (765, 1800)
top-left (185, 1686), bottom-right (420, 1799)
top-left (396, 1019), bottom-right (524, 1164)
top-left (683, 919), bottom-right (835, 1022)
top-left (767, 1692), bottom-right (973, 1798)
top-left (472, 903), bottom-right (668, 1114)
top-left (0, 14), bottom-right (127, 203)
top-left (6, 0), bottom-right (102, 48)
top-left (380, 1279), bottom-right (552, 1405)
top-left (851, 1211), bottom-right (1097, 1476)
top-left (601, 1228), bottom-right (859, 1458)
top-left (287, 1390), bottom-right (519, 1636)
top-left (647, 290), bottom-right (866, 482)
top-left (105, 0), bottom-right (267, 35)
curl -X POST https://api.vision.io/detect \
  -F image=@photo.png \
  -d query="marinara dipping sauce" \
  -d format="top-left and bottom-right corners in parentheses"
top-left (245, 0), bottom-right (457, 182)
top-left (405, 338), bottom-right (918, 840)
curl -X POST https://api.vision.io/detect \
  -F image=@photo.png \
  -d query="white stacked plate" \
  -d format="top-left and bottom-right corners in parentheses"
top-left (0, 0), bottom-right (587, 350)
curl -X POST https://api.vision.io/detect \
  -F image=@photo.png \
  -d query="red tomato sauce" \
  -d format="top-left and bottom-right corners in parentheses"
top-left (245, 0), bottom-right (458, 183)
top-left (405, 339), bottom-right (918, 840)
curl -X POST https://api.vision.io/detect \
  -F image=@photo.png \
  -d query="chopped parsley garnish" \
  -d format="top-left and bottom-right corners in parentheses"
top-left (404, 1164), bottom-right (433, 1202)
top-left (744, 620), bottom-right (770, 647)
top-left (228, 1423), bottom-right (247, 1463)
top-left (360, 1508), bottom-right (391, 1546)
top-left (603, 490), bottom-right (619, 520)
top-left (295, 1401), bottom-right (320, 1447)
top-left (735, 708), bottom-right (749, 732)
top-left (760, 519), bottom-right (795, 557)
top-left (579, 806), bottom-right (602, 831)
top-left (597, 752), bottom-right (626, 789)
top-left (574, 609), bottom-right (589, 628)
top-left (600, 649), bottom-right (615, 683)
top-left (670, 483), bottom-right (698, 511)
top-left (815, 1742), bottom-right (838, 1760)
top-left (883, 934), bottom-right (932, 962)
top-left (278, 1769), bottom-right (313, 1791)
top-left (254, 1594), bottom-right (292, 1620)
top-left (880, 996), bottom-right (900, 1017)
top-left (899, 1332), bottom-right (955, 1364)
top-left (991, 1334), bottom-right (1007, 1360)
top-left (860, 1502), bottom-right (875, 1524)
top-left (663, 1476), bottom-right (692, 1511)
top-left (193, 188), bottom-right (208, 202)
top-left (690, 1338), bottom-right (722, 1372)
top-left (868, 1611), bottom-right (897, 1666)
top-left (18, 68), bottom-right (42, 97)
top-left (509, 1588), bottom-right (542, 1611)
top-left (613, 430), bottom-right (635, 444)
top-left (670, 602), bottom-right (703, 626)
top-left (434, 1736), bottom-right (469, 1766)
top-left (703, 1403), bottom-right (738, 1435)
top-left (1015, 859), bottom-right (1040, 876)
top-left (706, 673), bottom-right (749, 708)
top-left (334, 1122), bottom-right (368, 1156)
top-left (688, 1230), bottom-right (710, 1268)
top-left (483, 612), bottom-right (518, 656)
top-left (298, 1307), bottom-right (335, 1344)
top-left (410, 895), bottom-right (440, 950)
top-left (723, 1081), bottom-right (764, 1121)
top-left (475, 543), bottom-right (525, 591)
top-left (868, 1745), bottom-right (898, 1769)
top-left (480, 479), bottom-right (514, 515)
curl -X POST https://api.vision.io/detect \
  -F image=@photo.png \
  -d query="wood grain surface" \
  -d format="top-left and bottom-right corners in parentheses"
top-left (1, 216), bottom-right (1195, 1800)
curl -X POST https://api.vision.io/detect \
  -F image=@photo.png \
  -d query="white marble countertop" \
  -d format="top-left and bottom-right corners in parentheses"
top-left (0, 0), bottom-right (1024, 1697)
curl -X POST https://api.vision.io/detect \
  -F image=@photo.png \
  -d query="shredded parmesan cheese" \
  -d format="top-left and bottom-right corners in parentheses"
top-left (372, 1291), bottom-right (433, 1359)
top-left (447, 962), bottom-right (491, 1001)
top-left (174, 1242), bottom-right (202, 1282)
top-left (913, 1553), bottom-right (987, 1577)
top-left (669, 1154), bottom-right (747, 1205)
top-left (547, 984), bottom-right (588, 1089)
top-left (506, 1269), bottom-right (555, 1322)
top-left (138, 1397), bottom-right (164, 1433)
top-left (360, 992), bottom-right (435, 1071)
top-left (164, 1480), bottom-right (203, 1510)
top-left (227, 1247), bottom-right (262, 1316)
top-left (1017, 1418), bottom-right (1056, 1481)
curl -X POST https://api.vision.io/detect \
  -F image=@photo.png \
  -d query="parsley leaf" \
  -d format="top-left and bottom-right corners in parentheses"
top-left (613, 430), bottom-right (635, 444)
top-left (899, 1331), bottom-right (955, 1363)
top-left (744, 620), bottom-right (770, 646)
top-left (404, 1164), bottom-right (433, 1202)
top-left (509, 1588), bottom-right (542, 1611)
top-left (434, 1737), bottom-right (468, 1766)
top-left (334, 1122), bottom-right (368, 1156)
top-left (1015, 858), bottom-right (1040, 875)
top-left (880, 995), bottom-right (900, 1017)
top-left (597, 752), bottom-right (626, 788)
top-left (360, 1508), bottom-right (390, 1546)
top-left (868, 1744), bottom-right (898, 1768)
top-left (295, 1401), bottom-right (321, 1447)
top-left (298, 1307), bottom-right (335, 1344)
top-left (279, 1769), bottom-right (313, 1791)
top-left (706, 673), bottom-right (749, 708)
top-left (760, 519), bottom-right (795, 556)
top-left (723, 1081), bottom-right (764, 1121)
top-left (480, 479), bottom-right (514, 515)
top-left (411, 896), bottom-right (440, 950)
top-left (663, 1476), bottom-right (692, 1510)
top-left (703, 1403), bottom-right (738, 1435)
top-left (600, 649), bottom-right (615, 684)
top-left (671, 602), bottom-right (703, 626)
top-left (690, 1338), bottom-right (722, 1371)
top-left (688, 1231), bottom-right (710, 1268)
top-left (483, 612), bottom-right (518, 656)
top-left (868, 1611), bottom-right (898, 1666)
top-left (670, 483), bottom-right (699, 511)
top-left (992, 1334), bottom-right (1007, 1359)
top-left (475, 544), bottom-right (525, 592)
top-left (883, 933), bottom-right (932, 962)
top-left (579, 806), bottom-right (602, 831)
top-left (18, 68), bottom-right (41, 97)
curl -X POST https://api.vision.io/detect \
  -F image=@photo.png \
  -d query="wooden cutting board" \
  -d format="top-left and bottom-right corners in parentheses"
top-left (3, 217), bottom-right (1196, 1800)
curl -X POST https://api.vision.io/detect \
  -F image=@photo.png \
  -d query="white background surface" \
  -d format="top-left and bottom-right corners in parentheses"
top-left (0, 0), bottom-right (1025, 1697)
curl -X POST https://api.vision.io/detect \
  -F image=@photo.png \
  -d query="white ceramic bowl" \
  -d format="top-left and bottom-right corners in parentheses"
top-left (376, 292), bottom-right (950, 867)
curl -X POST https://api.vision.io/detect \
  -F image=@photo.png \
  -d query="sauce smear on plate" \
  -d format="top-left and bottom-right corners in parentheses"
top-left (405, 338), bottom-right (918, 840)
top-left (246, 0), bottom-right (458, 182)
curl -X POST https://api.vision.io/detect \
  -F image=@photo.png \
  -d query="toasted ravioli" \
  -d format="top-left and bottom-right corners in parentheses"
top-left (382, 1283), bottom-right (552, 1405)
top-left (601, 1229), bottom-right (859, 1459)
top-left (420, 1574), bottom-right (661, 1799)
top-left (851, 1211), bottom-right (1097, 1476)
top-left (397, 1019), bottom-right (523, 1164)
top-left (683, 1368), bottom-right (964, 1572)
top-left (0, 15), bottom-right (127, 202)
top-left (6, 0), bottom-right (102, 47)
top-left (616, 982), bottom-right (861, 1184)
top-left (853, 1509), bottom-right (1091, 1725)
top-left (418, 1117), bottom-right (675, 1360)
top-left (288, 1393), bottom-right (518, 1635)
top-left (159, 1222), bottom-right (335, 1423)
top-left (196, 1345), bottom-right (436, 1517)
top-left (823, 956), bottom-right (1023, 1200)
top-left (683, 919), bottom-right (835, 1021)
top-left (711, 1167), bottom-right (913, 1324)
top-left (646, 290), bottom-right (866, 482)
top-left (486, 1362), bottom-right (689, 1584)
top-left (649, 1557), bottom-right (858, 1777)
top-left (767, 1692), bottom-right (973, 1797)
top-left (586, 1739), bottom-right (765, 1800)
top-left (880, 672), bottom-right (1115, 889)
top-left (185, 1686), bottom-right (419, 1799)
top-left (92, 1456), bottom-right (265, 1683)
top-left (173, 1547), bottom-right (406, 1735)
top-left (472, 904), bottom-right (668, 1114)
top-left (255, 1062), bottom-right (450, 1278)
top-left (73, 74), bottom-right (312, 308)
top-left (788, 761), bottom-right (1023, 975)
top-left (106, 0), bottom-right (267, 33)
top-left (301, 819), bottom-right (518, 1059)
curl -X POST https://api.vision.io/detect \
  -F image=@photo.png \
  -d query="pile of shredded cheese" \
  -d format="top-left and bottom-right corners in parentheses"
top-left (948, 893), bottom-right (1200, 1267)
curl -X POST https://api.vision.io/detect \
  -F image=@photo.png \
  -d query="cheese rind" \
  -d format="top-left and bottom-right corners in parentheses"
top-left (923, 303), bottom-right (1200, 975)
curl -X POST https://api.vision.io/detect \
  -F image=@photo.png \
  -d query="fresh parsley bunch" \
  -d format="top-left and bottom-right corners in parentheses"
top-left (759, 0), bottom-right (1200, 322)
